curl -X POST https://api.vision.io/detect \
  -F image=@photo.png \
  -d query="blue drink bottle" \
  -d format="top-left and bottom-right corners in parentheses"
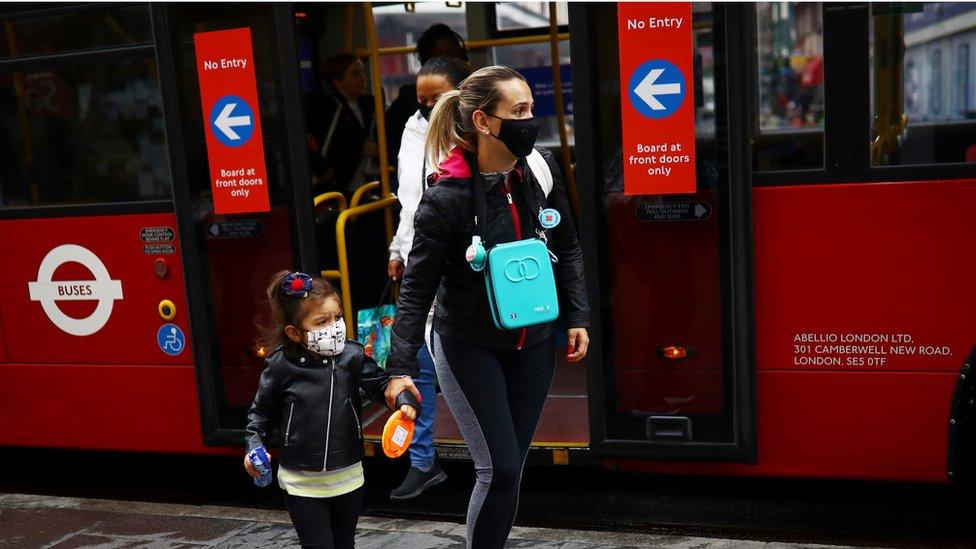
top-left (248, 446), bottom-right (272, 487)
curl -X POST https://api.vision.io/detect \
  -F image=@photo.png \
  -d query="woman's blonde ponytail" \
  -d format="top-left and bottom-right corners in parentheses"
top-left (425, 89), bottom-right (464, 168)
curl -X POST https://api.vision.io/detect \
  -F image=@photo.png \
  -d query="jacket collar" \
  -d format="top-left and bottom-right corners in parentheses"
top-left (283, 342), bottom-right (335, 367)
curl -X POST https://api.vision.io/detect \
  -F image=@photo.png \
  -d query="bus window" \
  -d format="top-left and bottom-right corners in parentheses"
top-left (754, 2), bottom-right (825, 171)
top-left (0, 7), bottom-right (169, 209)
top-left (956, 43), bottom-right (970, 116)
top-left (493, 2), bottom-right (567, 33)
top-left (871, 3), bottom-right (976, 166)
top-left (372, 2), bottom-right (469, 106)
top-left (0, 6), bottom-right (152, 59)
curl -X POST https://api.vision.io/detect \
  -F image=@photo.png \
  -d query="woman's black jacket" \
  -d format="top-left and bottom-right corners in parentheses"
top-left (305, 92), bottom-right (375, 191)
top-left (385, 147), bottom-right (590, 378)
top-left (245, 341), bottom-right (386, 471)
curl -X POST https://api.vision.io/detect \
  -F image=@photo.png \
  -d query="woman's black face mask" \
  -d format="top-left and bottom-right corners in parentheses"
top-left (418, 103), bottom-right (434, 121)
top-left (487, 114), bottom-right (540, 159)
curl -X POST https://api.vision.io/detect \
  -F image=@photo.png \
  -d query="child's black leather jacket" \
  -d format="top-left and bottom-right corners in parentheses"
top-left (245, 341), bottom-right (386, 471)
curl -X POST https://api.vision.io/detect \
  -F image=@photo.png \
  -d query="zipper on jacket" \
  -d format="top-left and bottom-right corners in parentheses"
top-left (502, 174), bottom-right (529, 351)
top-left (348, 399), bottom-right (362, 439)
top-left (284, 402), bottom-right (295, 446)
top-left (323, 358), bottom-right (336, 470)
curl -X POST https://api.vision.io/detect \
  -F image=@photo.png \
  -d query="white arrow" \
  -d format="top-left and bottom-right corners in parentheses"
top-left (634, 68), bottom-right (681, 111)
top-left (214, 102), bottom-right (251, 140)
top-left (694, 203), bottom-right (707, 218)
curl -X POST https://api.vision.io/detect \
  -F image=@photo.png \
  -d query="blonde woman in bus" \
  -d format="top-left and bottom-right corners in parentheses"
top-left (384, 66), bottom-right (590, 548)
top-left (387, 56), bottom-right (472, 501)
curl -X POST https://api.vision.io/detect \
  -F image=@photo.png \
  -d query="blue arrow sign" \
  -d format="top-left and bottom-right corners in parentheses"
top-left (210, 95), bottom-right (255, 147)
top-left (628, 59), bottom-right (686, 119)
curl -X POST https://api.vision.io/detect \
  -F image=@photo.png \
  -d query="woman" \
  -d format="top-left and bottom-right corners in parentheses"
top-left (384, 66), bottom-right (589, 548)
top-left (307, 53), bottom-right (378, 194)
top-left (387, 56), bottom-right (472, 501)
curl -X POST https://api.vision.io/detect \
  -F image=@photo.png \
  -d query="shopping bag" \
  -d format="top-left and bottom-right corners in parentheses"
top-left (356, 282), bottom-right (396, 368)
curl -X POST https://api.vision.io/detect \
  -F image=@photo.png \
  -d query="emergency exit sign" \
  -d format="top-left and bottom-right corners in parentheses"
top-left (617, 3), bottom-right (697, 195)
top-left (194, 28), bottom-right (270, 214)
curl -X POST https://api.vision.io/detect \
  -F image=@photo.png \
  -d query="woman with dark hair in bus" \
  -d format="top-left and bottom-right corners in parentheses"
top-left (387, 56), bottom-right (472, 501)
top-left (383, 66), bottom-right (590, 547)
top-left (385, 23), bottom-right (470, 174)
top-left (306, 53), bottom-right (379, 194)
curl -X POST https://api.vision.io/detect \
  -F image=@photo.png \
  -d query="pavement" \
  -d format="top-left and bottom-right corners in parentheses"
top-left (0, 492), bottom-right (866, 549)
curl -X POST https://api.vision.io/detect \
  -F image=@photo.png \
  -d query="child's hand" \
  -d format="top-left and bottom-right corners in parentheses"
top-left (400, 404), bottom-right (417, 421)
top-left (243, 453), bottom-right (262, 478)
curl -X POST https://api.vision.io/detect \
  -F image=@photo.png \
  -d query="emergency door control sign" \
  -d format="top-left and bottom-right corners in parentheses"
top-left (194, 27), bottom-right (270, 214)
top-left (617, 3), bottom-right (696, 195)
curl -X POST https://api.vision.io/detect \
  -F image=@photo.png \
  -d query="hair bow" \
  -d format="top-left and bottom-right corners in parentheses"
top-left (282, 272), bottom-right (313, 298)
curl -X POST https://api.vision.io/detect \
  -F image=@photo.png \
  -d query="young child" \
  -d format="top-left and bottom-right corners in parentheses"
top-left (244, 271), bottom-right (419, 548)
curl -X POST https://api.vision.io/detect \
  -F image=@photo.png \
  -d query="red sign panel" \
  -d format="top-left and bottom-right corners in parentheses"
top-left (617, 3), bottom-right (696, 195)
top-left (194, 28), bottom-right (270, 214)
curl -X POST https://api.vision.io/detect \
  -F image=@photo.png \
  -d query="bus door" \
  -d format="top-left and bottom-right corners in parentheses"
top-left (570, 3), bottom-right (756, 461)
top-left (152, 4), bottom-right (317, 445)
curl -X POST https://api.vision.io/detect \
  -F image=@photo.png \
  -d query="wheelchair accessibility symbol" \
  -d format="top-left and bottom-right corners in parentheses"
top-left (157, 323), bottom-right (186, 356)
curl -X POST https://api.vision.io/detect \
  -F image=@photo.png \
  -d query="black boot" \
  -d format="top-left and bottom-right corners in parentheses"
top-left (390, 460), bottom-right (447, 500)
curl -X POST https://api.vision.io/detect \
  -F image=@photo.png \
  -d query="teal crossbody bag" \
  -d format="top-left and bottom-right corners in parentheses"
top-left (471, 164), bottom-right (559, 331)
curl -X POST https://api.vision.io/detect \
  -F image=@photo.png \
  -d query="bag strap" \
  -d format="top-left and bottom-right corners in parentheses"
top-left (421, 143), bottom-right (428, 193)
top-left (378, 277), bottom-right (396, 305)
top-left (472, 155), bottom-right (489, 244)
top-left (319, 98), bottom-right (343, 159)
top-left (471, 152), bottom-right (550, 244)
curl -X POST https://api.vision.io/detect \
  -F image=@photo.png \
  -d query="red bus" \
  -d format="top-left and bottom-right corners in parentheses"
top-left (1, 2), bottom-right (974, 485)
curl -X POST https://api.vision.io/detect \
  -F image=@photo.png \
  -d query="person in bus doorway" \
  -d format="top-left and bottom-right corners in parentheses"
top-left (387, 56), bottom-right (472, 501)
top-left (244, 271), bottom-right (420, 549)
top-left (385, 23), bottom-right (470, 184)
top-left (307, 53), bottom-right (380, 195)
top-left (383, 66), bottom-right (590, 548)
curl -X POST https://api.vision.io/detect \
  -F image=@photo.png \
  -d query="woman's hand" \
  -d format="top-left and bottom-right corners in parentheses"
top-left (566, 328), bottom-right (589, 363)
top-left (243, 453), bottom-right (261, 478)
top-left (385, 377), bottom-right (421, 420)
top-left (388, 259), bottom-right (405, 281)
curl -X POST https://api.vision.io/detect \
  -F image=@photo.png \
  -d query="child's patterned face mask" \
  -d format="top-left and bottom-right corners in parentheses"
top-left (306, 319), bottom-right (346, 357)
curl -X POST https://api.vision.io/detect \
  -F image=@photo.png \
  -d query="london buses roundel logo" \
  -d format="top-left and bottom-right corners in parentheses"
top-left (27, 244), bottom-right (124, 336)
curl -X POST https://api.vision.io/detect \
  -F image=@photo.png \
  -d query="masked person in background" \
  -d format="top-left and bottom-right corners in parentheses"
top-left (387, 56), bottom-right (472, 501)
top-left (385, 23), bottom-right (469, 191)
top-left (383, 66), bottom-right (590, 548)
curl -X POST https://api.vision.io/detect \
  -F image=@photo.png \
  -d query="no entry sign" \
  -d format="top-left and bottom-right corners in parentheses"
top-left (194, 28), bottom-right (270, 214)
top-left (617, 3), bottom-right (696, 195)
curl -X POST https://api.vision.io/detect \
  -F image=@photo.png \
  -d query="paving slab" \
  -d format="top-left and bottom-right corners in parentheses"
top-left (0, 493), bottom-right (870, 548)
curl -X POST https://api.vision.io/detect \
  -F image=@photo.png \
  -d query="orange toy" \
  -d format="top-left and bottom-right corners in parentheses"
top-left (381, 410), bottom-right (415, 458)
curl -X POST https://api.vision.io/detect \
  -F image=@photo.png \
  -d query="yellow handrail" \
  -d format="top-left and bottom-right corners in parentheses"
top-left (344, 3), bottom-right (355, 54)
top-left (356, 32), bottom-right (570, 58)
top-left (313, 191), bottom-right (348, 211)
top-left (323, 195), bottom-right (400, 337)
top-left (350, 181), bottom-right (381, 208)
top-left (362, 3), bottom-right (395, 245)
top-left (548, 2), bottom-right (579, 218)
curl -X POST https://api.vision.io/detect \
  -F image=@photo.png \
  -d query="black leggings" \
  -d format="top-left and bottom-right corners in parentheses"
top-left (284, 487), bottom-right (363, 549)
top-left (432, 331), bottom-right (555, 549)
